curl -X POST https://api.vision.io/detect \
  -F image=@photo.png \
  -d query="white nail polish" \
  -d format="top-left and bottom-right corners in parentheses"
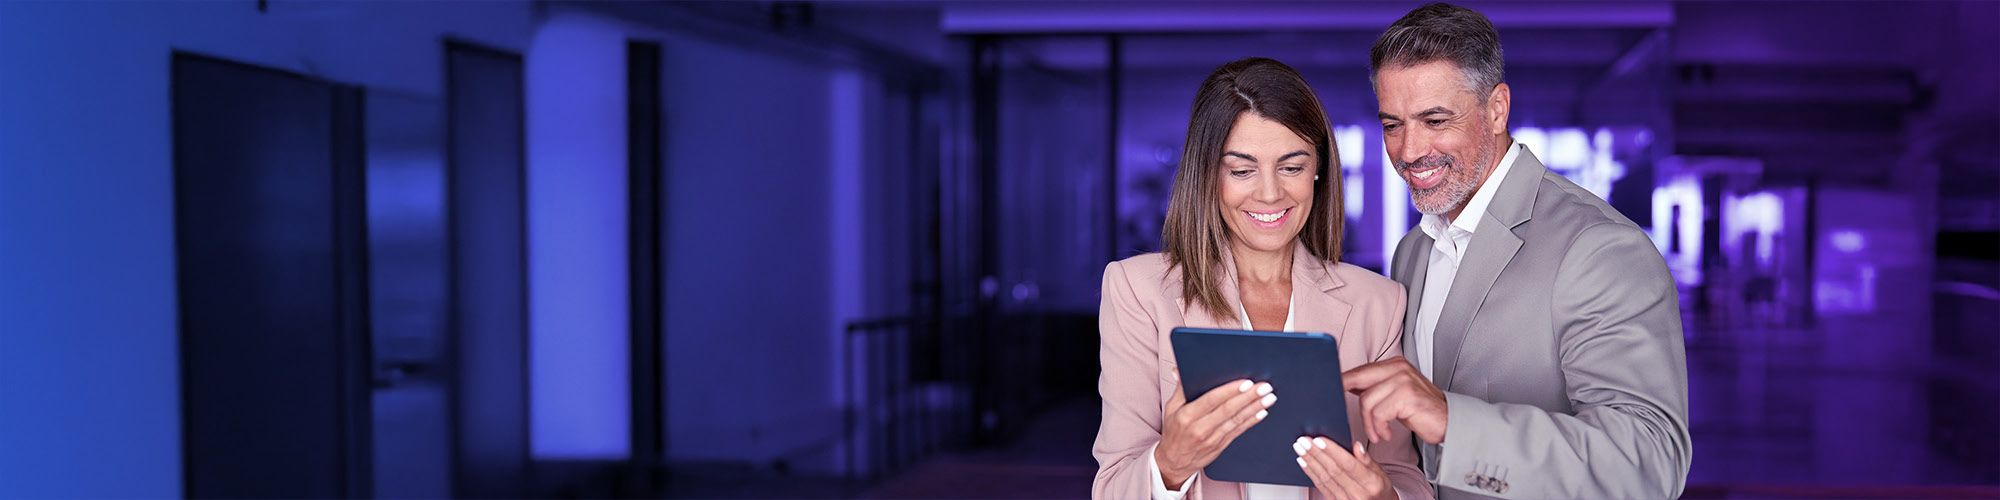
top-left (1296, 457), bottom-right (1307, 468)
top-left (1315, 438), bottom-right (1328, 449)
top-left (1255, 382), bottom-right (1273, 396)
top-left (1238, 380), bottom-right (1254, 392)
top-left (1356, 442), bottom-right (1367, 455)
top-left (1260, 394), bottom-right (1277, 407)
top-left (1293, 441), bottom-right (1306, 455)
top-left (1255, 410), bottom-right (1269, 421)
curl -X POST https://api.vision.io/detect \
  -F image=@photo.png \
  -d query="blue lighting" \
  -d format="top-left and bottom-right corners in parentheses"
top-left (525, 12), bottom-right (631, 460)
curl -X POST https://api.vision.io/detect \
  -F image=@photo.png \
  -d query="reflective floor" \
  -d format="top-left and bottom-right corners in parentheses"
top-left (1685, 328), bottom-right (1999, 487)
top-left (855, 306), bottom-right (2000, 498)
top-left (650, 276), bottom-right (2000, 498)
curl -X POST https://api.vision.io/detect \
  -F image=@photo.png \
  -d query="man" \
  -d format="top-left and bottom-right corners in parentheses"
top-left (1338, 3), bottom-right (1692, 499)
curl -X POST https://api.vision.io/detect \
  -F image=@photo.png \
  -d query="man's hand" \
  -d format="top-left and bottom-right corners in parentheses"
top-left (1342, 357), bottom-right (1448, 444)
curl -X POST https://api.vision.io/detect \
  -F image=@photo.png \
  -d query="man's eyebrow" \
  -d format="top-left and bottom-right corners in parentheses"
top-left (1382, 107), bottom-right (1458, 121)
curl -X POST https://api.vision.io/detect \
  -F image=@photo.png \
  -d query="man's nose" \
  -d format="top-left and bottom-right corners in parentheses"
top-left (1396, 130), bottom-right (1428, 165)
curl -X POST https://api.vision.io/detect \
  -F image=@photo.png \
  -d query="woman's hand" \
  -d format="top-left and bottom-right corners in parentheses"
top-left (1295, 437), bottom-right (1395, 500)
top-left (1154, 370), bottom-right (1275, 490)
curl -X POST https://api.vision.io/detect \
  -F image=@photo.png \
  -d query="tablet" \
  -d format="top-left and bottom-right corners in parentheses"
top-left (1169, 327), bottom-right (1352, 487)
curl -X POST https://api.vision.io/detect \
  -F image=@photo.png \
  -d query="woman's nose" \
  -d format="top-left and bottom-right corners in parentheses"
top-left (1257, 170), bottom-right (1284, 201)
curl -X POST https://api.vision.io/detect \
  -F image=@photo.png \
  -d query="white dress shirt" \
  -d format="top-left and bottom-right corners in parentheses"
top-left (1412, 141), bottom-right (1521, 382)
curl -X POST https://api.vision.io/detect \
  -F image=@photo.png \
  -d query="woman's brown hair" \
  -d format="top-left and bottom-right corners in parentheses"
top-left (1161, 57), bottom-right (1343, 318)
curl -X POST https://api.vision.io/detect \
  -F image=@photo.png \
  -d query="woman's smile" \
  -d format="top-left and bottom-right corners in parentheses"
top-left (1243, 207), bottom-right (1291, 229)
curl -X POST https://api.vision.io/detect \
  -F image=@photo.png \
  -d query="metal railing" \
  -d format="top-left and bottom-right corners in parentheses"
top-left (842, 316), bottom-right (969, 481)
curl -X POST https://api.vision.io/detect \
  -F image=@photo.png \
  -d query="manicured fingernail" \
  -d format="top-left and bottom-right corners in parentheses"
top-left (1238, 380), bottom-right (1254, 392)
top-left (1296, 436), bottom-right (1310, 447)
top-left (1296, 457), bottom-right (1308, 468)
top-left (1314, 438), bottom-right (1329, 449)
top-left (1293, 440), bottom-right (1307, 455)
top-left (1255, 382), bottom-right (1273, 396)
top-left (1356, 441), bottom-right (1368, 456)
top-left (1260, 394), bottom-right (1277, 407)
top-left (1255, 410), bottom-right (1268, 421)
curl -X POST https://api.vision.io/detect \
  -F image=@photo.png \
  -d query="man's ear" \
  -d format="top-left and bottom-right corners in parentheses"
top-left (1485, 82), bottom-right (1511, 135)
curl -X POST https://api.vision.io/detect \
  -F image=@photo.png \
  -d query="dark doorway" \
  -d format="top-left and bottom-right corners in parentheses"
top-left (171, 52), bottom-right (373, 498)
top-left (445, 40), bottom-right (531, 499)
top-left (627, 39), bottom-right (667, 488)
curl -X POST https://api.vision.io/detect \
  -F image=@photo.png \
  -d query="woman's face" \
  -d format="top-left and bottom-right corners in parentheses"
top-left (1216, 112), bottom-right (1316, 255)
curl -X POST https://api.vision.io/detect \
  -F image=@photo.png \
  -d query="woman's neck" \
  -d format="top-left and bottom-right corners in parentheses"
top-left (1230, 241), bottom-right (1292, 286)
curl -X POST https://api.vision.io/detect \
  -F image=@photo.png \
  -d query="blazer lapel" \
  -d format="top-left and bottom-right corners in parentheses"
top-left (1290, 243), bottom-right (1352, 338)
top-left (1173, 250), bottom-right (1240, 330)
top-left (1165, 249), bottom-right (1272, 500)
top-left (1430, 148), bottom-right (1545, 389)
top-left (1178, 243), bottom-right (1351, 335)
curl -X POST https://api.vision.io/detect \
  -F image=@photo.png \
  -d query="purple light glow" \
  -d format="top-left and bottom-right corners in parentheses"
top-left (1722, 191), bottom-right (1784, 267)
top-left (1379, 141), bottom-right (1407, 274)
top-left (1335, 125), bottom-right (1366, 220)
top-left (1651, 174), bottom-right (1704, 286)
top-left (1831, 230), bottom-right (1867, 253)
top-left (525, 12), bottom-right (631, 460)
top-left (1514, 126), bottom-right (1629, 202)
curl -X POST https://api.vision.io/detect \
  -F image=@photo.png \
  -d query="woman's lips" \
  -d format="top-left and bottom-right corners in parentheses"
top-left (1243, 207), bottom-right (1290, 229)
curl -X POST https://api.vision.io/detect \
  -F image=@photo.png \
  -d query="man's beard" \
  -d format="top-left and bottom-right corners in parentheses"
top-left (1397, 137), bottom-right (1497, 216)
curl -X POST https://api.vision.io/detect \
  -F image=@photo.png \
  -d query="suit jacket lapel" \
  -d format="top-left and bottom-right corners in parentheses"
top-left (1430, 148), bottom-right (1545, 389)
top-left (1393, 234), bottom-right (1432, 361)
top-left (1429, 214), bottom-right (1520, 388)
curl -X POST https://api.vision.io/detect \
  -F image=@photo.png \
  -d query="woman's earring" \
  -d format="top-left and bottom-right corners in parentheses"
top-left (1314, 175), bottom-right (1321, 181)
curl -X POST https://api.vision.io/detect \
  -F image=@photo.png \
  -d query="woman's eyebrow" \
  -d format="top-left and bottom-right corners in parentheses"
top-left (1223, 150), bottom-right (1311, 162)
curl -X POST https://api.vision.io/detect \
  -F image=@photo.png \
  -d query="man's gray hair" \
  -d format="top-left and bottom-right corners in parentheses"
top-left (1369, 2), bottom-right (1506, 99)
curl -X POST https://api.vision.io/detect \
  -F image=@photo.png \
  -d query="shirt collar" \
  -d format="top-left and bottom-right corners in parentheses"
top-left (1417, 140), bottom-right (1521, 239)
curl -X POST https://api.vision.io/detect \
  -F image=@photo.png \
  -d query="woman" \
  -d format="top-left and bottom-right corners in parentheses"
top-left (1092, 58), bottom-right (1431, 500)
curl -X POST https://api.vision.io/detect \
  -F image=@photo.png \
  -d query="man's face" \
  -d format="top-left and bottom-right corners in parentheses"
top-left (1375, 60), bottom-right (1506, 219)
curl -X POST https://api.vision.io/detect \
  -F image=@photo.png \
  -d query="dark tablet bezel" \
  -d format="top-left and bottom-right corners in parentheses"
top-left (1169, 327), bottom-right (1353, 487)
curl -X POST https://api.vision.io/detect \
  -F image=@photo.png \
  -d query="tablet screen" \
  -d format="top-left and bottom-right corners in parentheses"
top-left (1169, 327), bottom-right (1352, 487)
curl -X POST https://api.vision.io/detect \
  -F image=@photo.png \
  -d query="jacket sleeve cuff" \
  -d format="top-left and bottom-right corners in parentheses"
top-left (1437, 391), bottom-right (1505, 495)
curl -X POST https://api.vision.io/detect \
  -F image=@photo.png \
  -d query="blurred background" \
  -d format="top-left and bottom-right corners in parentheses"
top-left (1, 1), bottom-right (1995, 498)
